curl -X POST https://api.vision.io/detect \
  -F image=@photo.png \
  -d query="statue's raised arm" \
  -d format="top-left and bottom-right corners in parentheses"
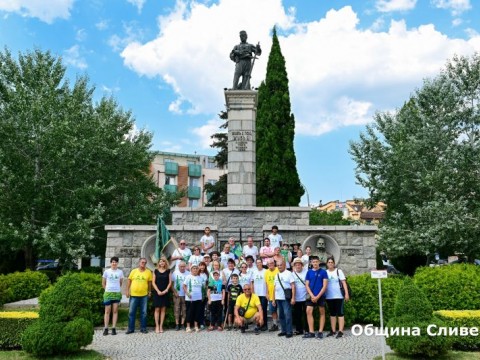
top-left (230, 30), bottom-right (261, 90)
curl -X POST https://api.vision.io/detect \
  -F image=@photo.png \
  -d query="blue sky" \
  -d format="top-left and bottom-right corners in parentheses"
top-left (1, 0), bottom-right (480, 206)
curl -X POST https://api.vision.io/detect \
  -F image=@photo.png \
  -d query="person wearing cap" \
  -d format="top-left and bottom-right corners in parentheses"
top-left (303, 256), bottom-right (329, 339)
top-left (268, 225), bottom-right (283, 249)
top-left (171, 240), bottom-right (192, 270)
top-left (207, 270), bottom-right (225, 331)
top-left (242, 235), bottom-right (259, 261)
top-left (203, 253), bottom-right (213, 273)
top-left (234, 283), bottom-right (264, 334)
top-left (292, 257), bottom-right (308, 335)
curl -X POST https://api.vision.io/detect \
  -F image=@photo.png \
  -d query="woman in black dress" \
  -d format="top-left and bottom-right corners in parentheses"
top-left (153, 257), bottom-right (172, 333)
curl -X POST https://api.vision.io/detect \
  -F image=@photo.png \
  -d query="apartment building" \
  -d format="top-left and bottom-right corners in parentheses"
top-left (318, 200), bottom-right (386, 224)
top-left (151, 151), bottom-right (227, 207)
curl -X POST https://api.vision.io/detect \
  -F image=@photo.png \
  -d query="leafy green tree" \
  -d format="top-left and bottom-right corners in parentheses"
top-left (309, 209), bottom-right (351, 225)
top-left (0, 49), bottom-right (180, 269)
top-left (256, 27), bottom-right (304, 206)
top-left (350, 54), bottom-right (480, 262)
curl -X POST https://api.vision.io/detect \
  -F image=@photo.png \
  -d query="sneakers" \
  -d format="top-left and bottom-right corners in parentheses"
top-left (336, 331), bottom-right (344, 338)
top-left (200, 325), bottom-right (205, 331)
top-left (175, 324), bottom-right (181, 331)
top-left (240, 326), bottom-right (246, 333)
top-left (254, 327), bottom-right (260, 335)
top-left (269, 324), bottom-right (279, 332)
top-left (278, 332), bottom-right (286, 337)
top-left (302, 332), bottom-right (315, 339)
top-left (103, 328), bottom-right (108, 336)
top-left (140, 329), bottom-right (148, 334)
top-left (111, 328), bottom-right (117, 336)
top-left (286, 333), bottom-right (293, 338)
top-left (326, 331), bottom-right (336, 337)
top-left (260, 326), bottom-right (268, 332)
top-left (316, 332), bottom-right (324, 339)
top-left (125, 329), bottom-right (134, 334)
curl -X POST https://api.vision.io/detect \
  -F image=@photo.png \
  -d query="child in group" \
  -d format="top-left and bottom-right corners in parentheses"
top-left (207, 270), bottom-right (225, 331)
top-left (225, 273), bottom-right (242, 330)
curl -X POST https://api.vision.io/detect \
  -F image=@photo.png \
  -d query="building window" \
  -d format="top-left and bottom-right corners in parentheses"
top-left (165, 176), bottom-right (176, 185)
top-left (165, 158), bottom-right (174, 163)
top-left (189, 177), bottom-right (199, 187)
top-left (207, 179), bottom-right (217, 185)
top-left (189, 199), bottom-right (199, 207)
top-left (206, 158), bottom-right (217, 169)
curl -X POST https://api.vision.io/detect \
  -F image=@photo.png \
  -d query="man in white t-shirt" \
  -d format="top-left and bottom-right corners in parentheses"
top-left (171, 261), bottom-right (190, 330)
top-left (268, 225), bottom-right (283, 249)
top-left (252, 258), bottom-right (268, 331)
top-left (272, 260), bottom-right (295, 338)
top-left (171, 240), bottom-right (192, 269)
top-left (242, 235), bottom-right (259, 261)
top-left (292, 257), bottom-right (308, 335)
top-left (102, 256), bottom-right (124, 336)
top-left (199, 226), bottom-right (215, 254)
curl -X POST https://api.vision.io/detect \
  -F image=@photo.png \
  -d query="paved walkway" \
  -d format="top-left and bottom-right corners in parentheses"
top-left (88, 328), bottom-right (390, 360)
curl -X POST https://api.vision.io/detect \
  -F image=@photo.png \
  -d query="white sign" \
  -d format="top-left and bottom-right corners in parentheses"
top-left (371, 270), bottom-right (388, 279)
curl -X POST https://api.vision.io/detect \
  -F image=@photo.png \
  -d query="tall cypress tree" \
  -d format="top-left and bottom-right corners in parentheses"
top-left (256, 27), bottom-right (304, 206)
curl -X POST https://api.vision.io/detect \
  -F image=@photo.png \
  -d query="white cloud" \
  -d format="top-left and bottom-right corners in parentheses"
top-left (160, 141), bottom-right (182, 152)
top-left (452, 18), bottom-right (463, 27)
top-left (0, 0), bottom-right (74, 23)
top-left (101, 84), bottom-right (120, 93)
top-left (126, 0), bottom-right (146, 13)
top-left (376, 0), bottom-right (417, 12)
top-left (190, 117), bottom-right (226, 149)
top-left (108, 21), bottom-right (145, 52)
top-left (119, 0), bottom-right (480, 137)
top-left (95, 19), bottom-right (109, 30)
top-left (75, 28), bottom-right (87, 42)
top-left (63, 45), bottom-right (87, 70)
top-left (431, 0), bottom-right (471, 16)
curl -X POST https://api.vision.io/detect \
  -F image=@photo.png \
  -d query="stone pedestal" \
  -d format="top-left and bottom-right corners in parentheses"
top-left (225, 90), bottom-right (257, 206)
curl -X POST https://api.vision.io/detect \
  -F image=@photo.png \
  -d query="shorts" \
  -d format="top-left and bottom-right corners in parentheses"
top-left (326, 298), bottom-right (345, 317)
top-left (306, 297), bottom-right (325, 307)
top-left (103, 291), bottom-right (122, 306)
top-left (227, 302), bottom-right (235, 315)
top-left (268, 300), bottom-right (277, 313)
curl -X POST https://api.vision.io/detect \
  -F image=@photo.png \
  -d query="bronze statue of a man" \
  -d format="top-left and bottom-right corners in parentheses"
top-left (230, 30), bottom-right (261, 90)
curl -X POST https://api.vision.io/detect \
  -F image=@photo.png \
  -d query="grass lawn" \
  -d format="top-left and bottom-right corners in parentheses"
top-left (0, 350), bottom-right (106, 360)
top-left (374, 351), bottom-right (480, 359)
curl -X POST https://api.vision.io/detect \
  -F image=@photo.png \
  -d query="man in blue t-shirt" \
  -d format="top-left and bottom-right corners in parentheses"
top-left (303, 256), bottom-right (328, 339)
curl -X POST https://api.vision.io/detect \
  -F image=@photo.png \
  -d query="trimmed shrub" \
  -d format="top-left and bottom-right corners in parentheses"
top-left (0, 311), bottom-right (38, 349)
top-left (414, 264), bottom-right (480, 311)
top-left (22, 273), bottom-right (94, 356)
top-left (70, 272), bottom-right (104, 325)
top-left (346, 273), bottom-right (404, 325)
top-left (80, 266), bottom-right (103, 274)
top-left (386, 278), bottom-right (452, 358)
top-left (37, 269), bottom-right (59, 283)
top-left (0, 270), bottom-right (50, 305)
top-left (435, 310), bottom-right (480, 350)
top-left (39, 275), bottom-right (92, 322)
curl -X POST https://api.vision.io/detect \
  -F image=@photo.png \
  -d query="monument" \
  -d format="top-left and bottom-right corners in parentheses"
top-left (104, 31), bottom-right (377, 277)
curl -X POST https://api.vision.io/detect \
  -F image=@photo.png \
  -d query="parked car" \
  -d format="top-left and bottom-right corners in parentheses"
top-left (36, 259), bottom-right (78, 271)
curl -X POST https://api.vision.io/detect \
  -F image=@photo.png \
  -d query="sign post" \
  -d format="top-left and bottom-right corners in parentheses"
top-left (371, 270), bottom-right (388, 360)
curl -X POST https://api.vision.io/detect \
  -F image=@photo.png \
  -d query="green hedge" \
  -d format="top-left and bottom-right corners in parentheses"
top-left (0, 271), bottom-right (50, 305)
top-left (0, 312), bottom-right (38, 350)
top-left (435, 310), bottom-right (480, 351)
top-left (414, 264), bottom-right (480, 311)
top-left (346, 273), bottom-right (405, 326)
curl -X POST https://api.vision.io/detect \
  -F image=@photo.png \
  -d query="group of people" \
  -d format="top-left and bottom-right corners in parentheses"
top-left (101, 226), bottom-right (350, 338)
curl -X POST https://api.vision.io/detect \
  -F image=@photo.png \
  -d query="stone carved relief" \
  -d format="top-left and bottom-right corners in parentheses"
top-left (302, 234), bottom-right (341, 265)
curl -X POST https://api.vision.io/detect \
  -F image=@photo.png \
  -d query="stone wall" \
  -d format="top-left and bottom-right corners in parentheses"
top-left (105, 210), bottom-right (377, 277)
